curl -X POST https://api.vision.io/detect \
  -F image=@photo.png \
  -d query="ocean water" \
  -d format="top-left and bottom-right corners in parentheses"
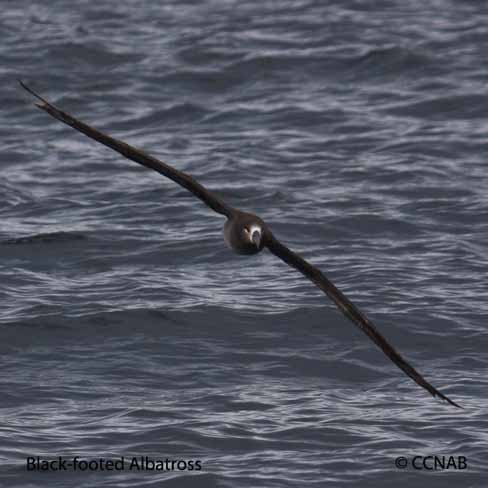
top-left (1, 0), bottom-right (488, 486)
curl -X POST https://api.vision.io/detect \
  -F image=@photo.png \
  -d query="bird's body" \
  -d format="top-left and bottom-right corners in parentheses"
top-left (20, 81), bottom-right (460, 408)
top-left (224, 211), bottom-right (266, 255)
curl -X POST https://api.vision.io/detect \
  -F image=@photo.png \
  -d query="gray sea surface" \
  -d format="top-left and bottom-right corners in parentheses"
top-left (1, 0), bottom-right (487, 486)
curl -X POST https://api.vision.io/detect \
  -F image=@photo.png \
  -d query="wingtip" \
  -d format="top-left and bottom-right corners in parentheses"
top-left (18, 79), bottom-right (49, 107)
top-left (436, 391), bottom-right (462, 409)
top-left (445, 397), bottom-right (463, 409)
top-left (19, 79), bottom-right (34, 96)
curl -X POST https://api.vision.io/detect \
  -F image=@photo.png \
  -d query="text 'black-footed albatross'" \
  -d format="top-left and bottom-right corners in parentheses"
top-left (20, 81), bottom-right (460, 408)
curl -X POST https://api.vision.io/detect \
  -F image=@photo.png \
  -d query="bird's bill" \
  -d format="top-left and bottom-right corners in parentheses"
top-left (252, 230), bottom-right (261, 248)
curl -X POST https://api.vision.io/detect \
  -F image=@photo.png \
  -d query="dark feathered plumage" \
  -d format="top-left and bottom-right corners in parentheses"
top-left (20, 81), bottom-right (460, 408)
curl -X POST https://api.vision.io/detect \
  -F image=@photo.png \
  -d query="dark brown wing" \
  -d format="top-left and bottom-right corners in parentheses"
top-left (20, 81), bottom-right (234, 218)
top-left (265, 231), bottom-right (461, 408)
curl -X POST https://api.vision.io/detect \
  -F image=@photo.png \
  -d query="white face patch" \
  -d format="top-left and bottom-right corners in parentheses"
top-left (244, 225), bottom-right (262, 244)
top-left (248, 225), bottom-right (261, 237)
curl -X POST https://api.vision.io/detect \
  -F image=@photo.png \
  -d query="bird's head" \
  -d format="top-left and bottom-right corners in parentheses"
top-left (223, 212), bottom-right (266, 255)
top-left (243, 224), bottom-right (263, 252)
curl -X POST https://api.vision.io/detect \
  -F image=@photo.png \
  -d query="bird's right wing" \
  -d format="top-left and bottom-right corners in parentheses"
top-left (20, 81), bottom-right (234, 218)
top-left (264, 231), bottom-right (460, 408)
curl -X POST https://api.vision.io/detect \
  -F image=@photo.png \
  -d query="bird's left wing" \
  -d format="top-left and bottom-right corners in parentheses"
top-left (264, 231), bottom-right (460, 408)
top-left (19, 81), bottom-right (234, 218)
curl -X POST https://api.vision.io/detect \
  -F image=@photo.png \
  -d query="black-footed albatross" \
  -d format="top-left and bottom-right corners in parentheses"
top-left (20, 81), bottom-right (460, 408)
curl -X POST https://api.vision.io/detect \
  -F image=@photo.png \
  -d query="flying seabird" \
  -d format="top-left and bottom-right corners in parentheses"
top-left (20, 81), bottom-right (460, 408)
